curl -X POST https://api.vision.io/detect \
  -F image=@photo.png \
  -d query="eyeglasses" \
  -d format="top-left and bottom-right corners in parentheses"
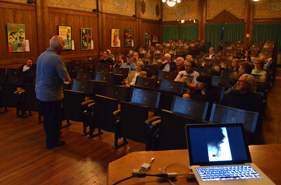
top-left (237, 80), bottom-right (248, 84)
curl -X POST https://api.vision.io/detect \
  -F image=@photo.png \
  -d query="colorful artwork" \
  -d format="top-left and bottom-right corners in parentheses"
top-left (81, 28), bottom-right (92, 50)
top-left (124, 29), bottom-right (133, 47)
top-left (58, 26), bottom-right (72, 50)
top-left (7, 24), bottom-right (26, 52)
top-left (111, 29), bottom-right (120, 47)
top-left (152, 35), bottom-right (158, 43)
top-left (144, 32), bottom-right (150, 47)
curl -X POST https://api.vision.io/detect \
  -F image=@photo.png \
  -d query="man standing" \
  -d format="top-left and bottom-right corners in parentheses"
top-left (36, 36), bottom-right (71, 149)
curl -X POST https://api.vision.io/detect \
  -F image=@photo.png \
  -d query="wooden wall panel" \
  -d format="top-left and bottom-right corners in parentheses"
top-left (140, 19), bottom-right (161, 47)
top-left (48, 7), bottom-right (99, 62)
top-left (0, 2), bottom-right (37, 66)
top-left (104, 14), bottom-right (137, 56)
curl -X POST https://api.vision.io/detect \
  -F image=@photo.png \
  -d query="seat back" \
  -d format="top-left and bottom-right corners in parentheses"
top-left (104, 84), bottom-right (129, 102)
top-left (135, 76), bottom-right (157, 89)
top-left (24, 84), bottom-right (39, 112)
top-left (171, 96), bottom-right (209, 120)
top-left (71, 79), bottom-right (94, 96)
top-left (63, 89), bottom-right (85, 122)
top-left (96, 63), bottom-right (110, 73)
top-left (130, 88), bottom-right (161, 109)
top-left (76, 72), bottom-right (92, 81)
top-left (7, 68), bottom-right (22, 76)
top-left (209, 103), bottom-right (259, 134)
top-left (95, 72), bottom-right (114, 84)
top-left (112, 68), bottom-right (129, 79)
top-left (7, 75), bottom-right (23, 87)
top-left (212, 85), bottom-right (225, 103)
top-left (158, 79), bottom-right (185, 95)
top-left (143, 64), bottom-right (158, 77)
top-left (158, 71), bottom-right (177, 81)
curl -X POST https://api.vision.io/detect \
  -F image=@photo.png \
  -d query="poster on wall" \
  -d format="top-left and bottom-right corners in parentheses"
top-left (111, 29), bottom-right (120, 47)
top-left (124, 29), bottom-right (133, 47)
top-left (7, 23), bottom-right (26, 52)
top-left (144, 32), bottom-right (150, 47)
top-left (58, 26), bottom-right (72, 50)
top-left (81, 28), bottom-right (92, 50)
top-left (152, 35), bottom-right (158, 43)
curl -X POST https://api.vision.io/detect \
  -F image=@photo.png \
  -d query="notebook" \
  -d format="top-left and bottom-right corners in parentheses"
top-left (185, 123), bottom-right (275, 185)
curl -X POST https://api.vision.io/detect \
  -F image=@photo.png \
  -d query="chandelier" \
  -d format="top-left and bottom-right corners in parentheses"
top-left (162, 0), bottom-right (181, 7)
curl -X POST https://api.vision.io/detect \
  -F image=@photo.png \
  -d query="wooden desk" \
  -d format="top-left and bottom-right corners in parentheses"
top-left (108, 144), bottom-right (281, 185)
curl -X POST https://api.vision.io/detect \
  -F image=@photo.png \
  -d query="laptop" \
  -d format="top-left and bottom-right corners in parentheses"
top-left (185, 123), bottom-right (275, 185)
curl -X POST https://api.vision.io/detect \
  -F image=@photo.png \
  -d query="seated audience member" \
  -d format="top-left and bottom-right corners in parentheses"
top-left (185, 55), bottom-right (193, 65)
top-left (113, 55), bottom-right (124, 68)
top-left (221, 74), bottom-right (263, 113)
top-left (107, 49), bottom-right (115, 61)
top-left (175, 60), bottom-right (199, 95)
top-left (183, 74), bottom-right (215, 103)
top-left (125, 61), bottom-right (147, 87)
top-left (242, 50), bottom-right (252, 62)
top-left (174, 57), bottom-right (185, 74)
top-left (99, 50), bottom-right (113, 69)
top-left (159, 53), bottom-right (176, 72)
top-left (238, 62), bottom-right (254, 76)
top-left (231, 58), bottom-right (239, 73)
top-left (120, 54), bottom-right (136, 72)
top-left (132, 52), bottom-right (140, 64)
top-left (251, 59), bottom-right (267, 76)
top-left (203, 47), bottom-right (220, 61)
top-left (19, 58), bottom-right (36, 75)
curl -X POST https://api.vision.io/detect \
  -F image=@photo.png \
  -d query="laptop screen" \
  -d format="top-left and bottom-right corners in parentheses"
top-left (186, 123), bottom-right (252, 166)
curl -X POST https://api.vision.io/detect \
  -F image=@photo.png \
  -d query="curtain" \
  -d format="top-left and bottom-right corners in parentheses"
top-left (252, 23), bottom-right (281, 49)
top-left (180, 25), bottom-right (198, 41)
top-left (205, 23), bottom-right (244, 52)
top-left (162, 25), bottom-right (179, 42)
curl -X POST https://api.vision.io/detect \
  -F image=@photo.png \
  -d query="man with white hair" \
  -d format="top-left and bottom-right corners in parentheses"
top-left (36, 35), bottom-right (71, 149)
top-left (159, 53), bottom-right (176, 72)
top-left (220, 74), bottom-right (262, 113)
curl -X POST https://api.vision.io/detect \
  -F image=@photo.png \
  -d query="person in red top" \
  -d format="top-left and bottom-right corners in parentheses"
top-left (174, 57), bottom-right (185, 74)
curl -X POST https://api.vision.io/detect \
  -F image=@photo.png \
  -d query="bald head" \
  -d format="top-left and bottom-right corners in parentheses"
top-left (49, 36), bottom-right (65, 54)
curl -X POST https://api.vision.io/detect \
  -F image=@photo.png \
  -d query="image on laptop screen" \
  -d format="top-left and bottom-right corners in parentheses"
top-left (186, 123), bottom-right (251, 166)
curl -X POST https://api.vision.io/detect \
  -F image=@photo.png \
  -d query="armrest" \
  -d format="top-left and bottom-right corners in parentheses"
top-left (14, 89), bottom-right (25, 94)
top-left (88, 102), bottom-right (96, 108)
top-left (145, 116), bottom-right (161, 124)
top-left (151, 119), bottom-right (161, 126)
top-left (81, 100), bottom-right (95, 107)
top-left (113, 109), bottom-right (121, 116)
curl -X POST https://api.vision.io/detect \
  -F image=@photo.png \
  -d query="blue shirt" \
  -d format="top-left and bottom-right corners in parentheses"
top-left (120, 62), bottom-right (136, 72)
top-left (35, 49), bottom-right (69, 102)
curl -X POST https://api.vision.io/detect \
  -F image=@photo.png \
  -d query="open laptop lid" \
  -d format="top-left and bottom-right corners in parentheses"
top-left (186, 123), bottom-right (252, 166)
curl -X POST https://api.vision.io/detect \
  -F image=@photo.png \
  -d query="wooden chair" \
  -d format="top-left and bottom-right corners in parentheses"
top-left (96, 63), bottom-right (110, 73)
top-left (209, 103), bottom-right (259, 144)
top-left (76, 72), bottom-right (92, 81)
top-left (112, 68), bottom-right (129, 79)
top-left (134, 76), bottom-right (157, 90)
top-left (143, 64), bottom-right (158, 77)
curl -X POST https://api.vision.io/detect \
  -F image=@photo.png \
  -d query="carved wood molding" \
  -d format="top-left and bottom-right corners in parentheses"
top-left (48, 7), bottom-right (98, 17)
top-left (253, 18), bottom-right (281, 23)
top-left (207, 10), bottom-right (244, 23)
top-left (0, 1), bottom-right (35, 10)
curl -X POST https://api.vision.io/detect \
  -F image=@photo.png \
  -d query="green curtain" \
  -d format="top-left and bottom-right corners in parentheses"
top-left (252, 23), bottom-right (281, 49)
top-left (180, 25), bottom-right (198, 41)
top-left (162, 25), bottom-right (179, 42)
top-left (205, 23), bottom-right (245, 52)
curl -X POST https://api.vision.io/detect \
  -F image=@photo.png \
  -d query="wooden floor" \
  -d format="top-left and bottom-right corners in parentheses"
top-left (0, 69), bottom-right (281, 185)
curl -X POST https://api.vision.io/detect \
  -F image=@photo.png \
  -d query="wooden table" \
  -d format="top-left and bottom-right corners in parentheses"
top-left (108, 144), bottom-right (281, 185)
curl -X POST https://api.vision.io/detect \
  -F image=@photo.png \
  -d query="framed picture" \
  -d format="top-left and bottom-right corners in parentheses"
top-left (81, 28), bottom-right (92, 50)
top-left (111, 29), bottom-right (120, 47)
top-left (124, 29), bottom-right (133, 47)
top-left (144, 32), bottom-right (150, 47)
top-left (7, 23), bottom-right (26, 52)
top-left (58, 26), bottom-right (72, 50)
top-left (152, 35), bottom-right (158, 43)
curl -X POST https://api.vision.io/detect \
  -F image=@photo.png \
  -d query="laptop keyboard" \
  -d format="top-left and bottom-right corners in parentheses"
top-left (197, 165), bottom-right (262, 181)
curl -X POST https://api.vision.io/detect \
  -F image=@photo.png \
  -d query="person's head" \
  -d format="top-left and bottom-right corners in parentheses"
top-left (118, 55), bottom-right (124, 62)
top-left (254, 59), bottom-right (264, 71)
top-left (245, 50), bottom-right (250, 57)
top-left (209, 47), bottom-right (214, 55)
top-left (133, 52), bottom-right (139, 60)
top-left (126, 55), bottom-right (132, 63)
top-left (176, 57), bottom-right (184, 68)
top-left (164, 53), bottom-right (171, 62)
top-left (19, 29), bottom-right (24, 36)
top-left (49, 36), bottom-right (65, 55)
top-left (259, 55), bottom-right (265, 61)
top-left (185, 55), bottom-right (193, 65)
top-left (196, 74), bottom-right (212, 91)
top-left (103, 50), bottom-right (109, 58)
top-left (232, 58), bottom-right (239, 68)
top-left (238, 62), bottom-right (254, 75)
top-left (26, 58), bottom-right (33, 67)
top-left (237, 74), bottom-right (256, 94)
top-left (136, 61), bottom-right (144, 72)
top-left (185, 60), bottom-right (195, 74)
